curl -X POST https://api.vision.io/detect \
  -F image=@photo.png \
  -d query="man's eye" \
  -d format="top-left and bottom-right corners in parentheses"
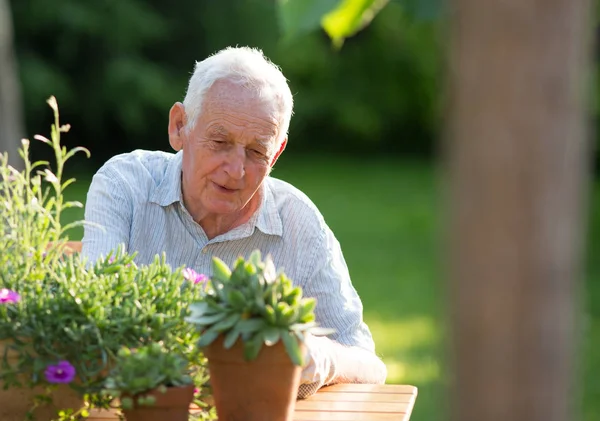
top-left (250, 149), bottom-right (266, 158)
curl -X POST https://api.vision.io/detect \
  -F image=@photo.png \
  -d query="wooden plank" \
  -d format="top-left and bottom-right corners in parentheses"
top-left (294, 411), bottom-right (408, 421)
top-left (295, 401), bottom-right (409, 413)
top-left (306, 392), bottom-right (414, 403)
top-left (88, 385), bottom-right (417, 420)
top-left (318, 384), bottom-right (417, 394)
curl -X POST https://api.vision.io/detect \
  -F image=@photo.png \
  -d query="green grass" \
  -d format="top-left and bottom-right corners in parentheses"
top-left (62, 155), bottom-right (599, 421)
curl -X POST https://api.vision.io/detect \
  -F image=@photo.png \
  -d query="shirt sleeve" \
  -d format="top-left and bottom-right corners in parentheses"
top-left (81, 166), bottom-right (132, 264)
top-left (297, 225), bottom-right (377, 398)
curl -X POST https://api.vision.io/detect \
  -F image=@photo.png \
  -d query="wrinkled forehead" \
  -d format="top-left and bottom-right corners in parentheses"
top-left (201, 79), bottom-right (282, 128)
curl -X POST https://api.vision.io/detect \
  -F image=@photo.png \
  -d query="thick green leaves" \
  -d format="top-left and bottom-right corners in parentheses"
top-left (281, 331), bottom-right (304, 366)
top-left (185, 312), bottom-right (226, 326)
top-left (297, 298), bottom-right (316, 322)
top-left (236, 318), bottom-right (266, 334)
top-left (197, 327), bottom-right (220, 347)
top-left (264, 305), bottom-right (277, 324)
top-left (243, 333), bottom-right (264, 361)
top-left (223, 325), bottom-right (242, 349)
top-left (227, 289), bottom-right (247, 310)
top-left (263, 326), bottom-right (282, 346)
top-left (211, 257), bottom-right (232, 282)
top-left (212, 313), bottom-right (241, 332)
top-left (187, 252), bottom-right (334, 364)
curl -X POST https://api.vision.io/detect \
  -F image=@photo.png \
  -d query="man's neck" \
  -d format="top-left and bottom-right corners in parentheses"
top-left (183, 190), bottom-right (262, 240)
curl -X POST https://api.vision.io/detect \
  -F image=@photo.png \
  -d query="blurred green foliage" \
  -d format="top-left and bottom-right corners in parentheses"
top-left (10, 0), bottom-right (441, 167)
top-left (9, 0), bottom-right (598, 170)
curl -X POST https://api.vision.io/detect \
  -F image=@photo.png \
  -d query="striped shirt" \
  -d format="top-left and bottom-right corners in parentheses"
top-left (82, 149), bottom-right (378, 397)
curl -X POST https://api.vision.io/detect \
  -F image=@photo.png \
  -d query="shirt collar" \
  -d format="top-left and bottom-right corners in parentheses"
top-left (149, 150), bottom-right (183, 206)
top-left (254, 178), bottom-right (283, 237)
top-left (150, 152), bottom-right (282, 237)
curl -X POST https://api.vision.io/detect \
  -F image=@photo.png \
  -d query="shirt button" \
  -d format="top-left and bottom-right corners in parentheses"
top-left (202, 247), bottom-right (208, 254)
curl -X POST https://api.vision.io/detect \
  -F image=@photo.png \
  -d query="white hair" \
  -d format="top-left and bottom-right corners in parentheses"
top-left (182, 46), bottom-right (293, 144)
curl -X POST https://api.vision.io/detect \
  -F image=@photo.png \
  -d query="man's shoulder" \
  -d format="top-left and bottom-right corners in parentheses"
top-left (97, 150), bottom-right (176, 184)
top-left (265, 176), bottom-right (326, 227)
top-left (92, 149), bottom-right (179, 203)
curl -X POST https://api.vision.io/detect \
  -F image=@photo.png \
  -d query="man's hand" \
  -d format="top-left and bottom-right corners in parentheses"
top-left (297, 333), bottom-right (387, 399)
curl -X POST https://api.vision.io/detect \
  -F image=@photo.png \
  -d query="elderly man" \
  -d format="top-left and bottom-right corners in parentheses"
top-left (82, 46), bottom-right (387, 398)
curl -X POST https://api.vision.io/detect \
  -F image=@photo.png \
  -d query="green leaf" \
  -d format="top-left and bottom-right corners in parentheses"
top-left (263, 326), bottom-right (281, 346)
top-left (297, 298), bottom-right (317, 322)
top-left (230, 258), bottom-right (247, 284)
top-left (277, 0), bottom-right (339, 40)
top-left (322, 0), bottom-right (390, 48)
top-left (236, 318), bottom-right (266, 334)
top-left (227, 290), bottom-right (247, 310)
top-left (212, 313), bottom-right (241, 332)
top-left (285, 287), bottom-right (302, 306)
top-left (188, 301), bottom-right (211, 316)
top-left (281, 331), bottom-right (304, 366)
top-left (247, 249), bottom-right (262, 268)
top-left (264, 305), bottom-right (277, 324)
top-left (211, 257), bottom-right (232, 282)
top-left (223, 325), bottom-right (242, 349)
top-left (197, 327), bottom-right (221, 347)
top-left (186, 312), bottom-right (227, 326)
top-left (244, 333), bottom-right (264, 361)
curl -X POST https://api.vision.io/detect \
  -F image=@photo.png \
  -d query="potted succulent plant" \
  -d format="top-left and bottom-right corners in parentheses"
top-left (0, 98), bottom-right (209, 421)
top-left (186, 251), bottom-right (334, 421)
top-left (101, 343), bottom-right (208, 421)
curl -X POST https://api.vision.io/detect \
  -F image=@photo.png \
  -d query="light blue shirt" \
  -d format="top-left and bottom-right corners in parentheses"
top-left (82, 149), bottom-right (378, 396)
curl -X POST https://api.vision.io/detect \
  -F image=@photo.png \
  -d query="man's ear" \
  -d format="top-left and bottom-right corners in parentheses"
top-left (168, 102), bottom-right (187, 151)
top-left (270, 138), bottom-right (287, 168)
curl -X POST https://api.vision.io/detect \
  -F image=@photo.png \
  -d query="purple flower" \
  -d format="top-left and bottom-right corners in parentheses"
top-left (0, 289), bottom-right (20, 304)
top-left (182, 268), bottom-right (208, 284)
top-left (44, 361), bottom-right (76, 384)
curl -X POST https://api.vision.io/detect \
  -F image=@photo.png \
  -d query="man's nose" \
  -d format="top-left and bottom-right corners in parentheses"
top-left (224, 147), bottom-right (245, 180)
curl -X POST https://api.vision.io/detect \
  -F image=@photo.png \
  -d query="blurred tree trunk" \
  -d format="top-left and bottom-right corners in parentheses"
top-left (445, 1), bottom-right (592, 421)
top-left (0, 0), bottom-right (24, 169)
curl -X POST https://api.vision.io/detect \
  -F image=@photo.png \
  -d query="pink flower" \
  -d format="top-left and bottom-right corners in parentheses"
top-left (182, 268), bottom-right (208, 284)
top-left (44, 361), bottom-right (76, 384)
top-left (0, 289), bottom-right (20, 304)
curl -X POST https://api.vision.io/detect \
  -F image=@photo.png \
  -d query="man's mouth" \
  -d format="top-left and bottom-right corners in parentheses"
top-left (213, 182), bottom-right (237, 193)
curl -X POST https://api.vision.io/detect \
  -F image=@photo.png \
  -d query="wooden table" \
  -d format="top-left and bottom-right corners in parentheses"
top-left (88, 384), bottom-right (417, 420)
top-left (294, 384), bottom-right (417, 421)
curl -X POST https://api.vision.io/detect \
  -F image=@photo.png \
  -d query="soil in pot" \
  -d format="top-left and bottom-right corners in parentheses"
top-left (204, 335), bottom-right (304, 421)
top-left (121, 384), bottom-right (195, 421)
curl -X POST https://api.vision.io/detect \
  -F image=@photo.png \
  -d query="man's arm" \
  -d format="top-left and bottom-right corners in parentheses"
top-left (81, 167), bottom-right (132, 263)
top-left (297, 227), bottom-right (387, 398)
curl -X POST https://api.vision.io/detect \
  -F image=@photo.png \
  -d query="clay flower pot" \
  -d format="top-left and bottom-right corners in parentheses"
top-left (0, 340), bottom-right (83, 421)
top-left (121, 384), bottom-right (195, 421)
top-left (204, 335), bottom-right (304, 421)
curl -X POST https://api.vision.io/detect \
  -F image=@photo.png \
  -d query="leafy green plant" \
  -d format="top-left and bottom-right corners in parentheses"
top-left (186, 251), bottom-right (334, 366)
top-left (0, 97), bottom-right (208, 421)
top-left (102, 343), bottom-right (195, 409)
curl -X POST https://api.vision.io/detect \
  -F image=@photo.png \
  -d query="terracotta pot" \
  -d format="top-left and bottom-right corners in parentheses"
top-left (0, 340), bottom-right (83, 421)
top-left (204, 335), bottom-right (304, 421)
top-left (121, 384), bottom-right (195, 421)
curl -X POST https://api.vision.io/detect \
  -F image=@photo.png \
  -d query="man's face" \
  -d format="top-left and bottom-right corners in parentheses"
top-left (170, 80), bottom-right (285, 218)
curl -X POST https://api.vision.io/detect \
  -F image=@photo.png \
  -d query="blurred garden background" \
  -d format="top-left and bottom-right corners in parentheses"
top-left (2, 0), bottom-right (599, 420)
